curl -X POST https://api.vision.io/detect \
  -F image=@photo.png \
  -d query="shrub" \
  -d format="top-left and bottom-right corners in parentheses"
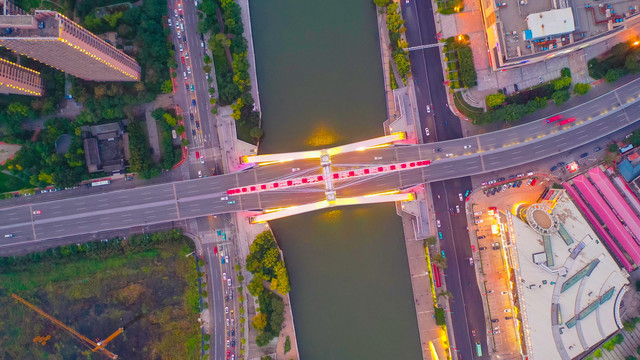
top-left (609, 143), bottom-right (620, 153)
top-left (552, 90), bottom-right (570, 105)
top-left (457, 46), bottom-right (477, 87)
top-left (594, 348), bottom-right (602, 358)
top-left (561, 67), bottom-right (572, 78)
top-left (284, 335), bottom-right (291, 353)
top-left (486, 93), bottom-right (506, 108)
top-left (573, 83), bottom-right (591, 95)
top-left (603, 340), bottom-right (615, 351)
top-left (605, 68), bottom-right (623, 83)
top-left (552, 76), bottom-right (572, 90)
top-left (434, 307), bottom-right (446, 325)
top-left (613, 333), bottom-right (624, 344)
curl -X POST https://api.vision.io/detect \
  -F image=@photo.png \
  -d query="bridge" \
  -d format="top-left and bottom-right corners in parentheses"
top-left (1, 78), bottom-right (640, 249)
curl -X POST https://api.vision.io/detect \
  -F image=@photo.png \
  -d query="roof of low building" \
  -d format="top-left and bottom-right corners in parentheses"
top-left (525, 8), bottom-right (575, 40)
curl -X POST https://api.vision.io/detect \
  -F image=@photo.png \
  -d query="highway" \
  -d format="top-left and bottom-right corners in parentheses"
top-left (1, 78), bottom-right (639, 252)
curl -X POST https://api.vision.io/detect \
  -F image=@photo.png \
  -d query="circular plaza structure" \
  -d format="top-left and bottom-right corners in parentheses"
top-left (525, 203), bottom-right (559, 235)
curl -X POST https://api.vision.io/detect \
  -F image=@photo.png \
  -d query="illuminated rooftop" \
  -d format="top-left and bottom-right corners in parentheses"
top-left (509, 191), bottom-right (628, 359)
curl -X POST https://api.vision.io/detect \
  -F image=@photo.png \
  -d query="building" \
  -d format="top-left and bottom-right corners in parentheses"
top-left (82, 122), bottom-right (130, 174)
top-left (0, 4), bottom-right (140, 82)
top-left (504, 190), bottom-right (629, 359)
top-left (0, 56), bottom-right (43, 95)
top-left (478, 0), bottom-right (640, 70)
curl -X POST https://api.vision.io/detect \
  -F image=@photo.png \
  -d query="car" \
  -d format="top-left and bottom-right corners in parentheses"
top-left (491, 319), bottom-right (499, 323)
top-left (527, 178), bottom-right (533, 185)
top-left (223, 272), bottom-right (227, 280)
top-left (185, 51), bottom-right (189, 59)
top-left (4, 234), bottom-right (14, 238)
top-left (514, 83), bottom-right (519, 91)
top-left (492, 242), bottom-right (500, 249)
top-left (221, 196), bottom-right (228, 200)
top-left (479, 246), bottom-right (487, 250)
top-left (550, 165), bottom-right (558, 172)
top-left (497, 177), bottom-right (506, 182)
top-left (185, 83), bottom-right (189, 91)
top-left (437, 220), bottom-right (441, 228)
top-left (594, 146), bottom-right (602, 152)
top-left (178, 3), bottom-right (182, 12)
top-left (228, 201), bottom-right (236, 205)
top-left (32, 210), bottom-right (41, 215)
top-left (426, 105), bottom-right (431, 113)
top-left (226, 318), bottom-right (230, 326)
top-left (487, 290), bottom-right (494, 294)
top-left (190, 84), bottom-right (195, 91)
top-left (181, 56), bottom-right (185, 64)
top-left (504, 309), bottom-right (511, 313)
top-left (195, 151), bottom-right (200, 159)
top-left (557, 161), bottom-right (566, 167)
top-left (227, 279), bottom-right (232, 286)
top-left (174, 9), bottom-right (178, 17)
top-left (463, 145), bottom-right (472, 149)
top-left (196, 121), bottom-right (200, 130)
top-left (493, 330), bottom-right (501, 334)
top-left (231, 340), bottom-right (235, 347)
top-left (192, 130), bottom-right (196, 136)
top-left (177, 30), bottom-right (181, 38)
top-left (507, 183), bottom-right (512, 189)
top-left (471, 329), bottom-right (476, 337)
top-left (438, 231), bottom-right (443, 239)
top-left (491, 188), bottom-right (498, 195)
top-left (468, 257), bottom-right (474, 266)
top-left (501, 291), bottom-right (508, 295)
top-left (475, 219), bottom-right (483, 224)
top-left (508, 175), bottom-right (516, 180)
top-left (458, 193), bottom-right (463, 201)
top-left (455, 205), bottom-right (460, 213)
top-left (221, 257), bottom-right (225, 264)
top-left (198, 170), bottom-right (202, 178)
top-left (225, 306), bottom-right (229, 313)
top-left (183, 71), bottom-right (187, 79)
top-left (225, 255), bottom-right (229, 263)
top-left (216, 229), bottom-right (222, 236)
top-left (182, 35), bottom-right (186, 42)
top-left (478, 235), bottom-right (486, 239)
top-left (580, 152), bottom-right (589, 158)
top-left (487, 179), bottom-right (497, 185)
top-left (501, 184), bottom-right (507, 192)
top-left (187, 66), bottom-right (191, 74)
top-left (425, 127), bottom-right (430, 136)
top-left (200, 156), bottom-right (205, 164)
top-left (192, 99), bottom-right (196, 106)
top-left (230, 317), bottom-right (234, 326)
top-left (474, 211), bottom-right (482, 216)
top-left (517, 180), bottom-right (523, 187)
top-left (202, 40), bottom-right (205, 48)
top-left (179, 43), bottom-right (183, 52)
top-left (435, 148), bottom-right (442, 152)
top-left (168, 18), bottom-right (172, 27)
top-left (180, 22), bottom-right (184, 31)
top-left (231, 329), bottom-right (235, 336)
top-left (481, 181), bottom-right (488, 186)
top-left (445, 153), bottom-right (454, 158)
top-left (441, 250), bottom-right (446, 258)
top-left (464, 189), bottom-right (470, 197)
top-left (505, 316), bottom-right (513, 320)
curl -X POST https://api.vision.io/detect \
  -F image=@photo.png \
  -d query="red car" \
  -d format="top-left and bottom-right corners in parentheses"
top-left (181, 56), bottom-right (185, 64)
top-left (195, 151), bottom-right (200, 159)
top-left (546, 114), bottom-right (562, 123)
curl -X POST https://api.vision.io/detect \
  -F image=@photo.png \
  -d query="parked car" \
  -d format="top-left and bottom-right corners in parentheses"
top-left (594, 146), bottom-right (602, 152)
top-left (580, 152), bottom-right (589, 158)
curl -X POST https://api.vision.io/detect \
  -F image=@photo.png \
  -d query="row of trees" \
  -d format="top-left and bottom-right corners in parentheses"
top-left (443, 36), bottom-right (477, 88)
top-left (127, 119), bottom-right (160, 179)
top-left (198, 0), bottom-right (262, 143)
top-left (5, 117), bottom-right (87, 188)
top-left (246, 231), bottom-right (290, 346)
top-left (589, 41), bottom-right (640, 82)
top-left (386, 3), bottom-right (410, 83)
top-left (0, 228), bottom-right (187, 271)
top-left (152, 108), bottom-right (183, 170)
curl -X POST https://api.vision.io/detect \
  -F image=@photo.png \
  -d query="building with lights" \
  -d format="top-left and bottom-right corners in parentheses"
top-left (478, 0), bottom-right (640, 70)
top-left (0, 9), bottom-right (140, 82)
top-left (0, 56), bottom-right (43, 95)
top-left (502, 190), bottom-right (628, 359)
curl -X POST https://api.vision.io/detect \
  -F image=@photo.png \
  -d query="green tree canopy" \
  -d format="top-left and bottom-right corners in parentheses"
top-left (486, 93), bottom-right (506, 108)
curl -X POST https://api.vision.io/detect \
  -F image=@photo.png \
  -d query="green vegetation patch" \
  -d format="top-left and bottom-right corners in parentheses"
top-left (434, 307), bottom-right (446, 325)
top-left (151, 108), bottom-right (183, 170)
top-left (0, 172), bottom-right (29, 193)
top-left (0, 229), bottom-right (200, 359)
top-left (453, 91), bottom-right (483, 122)
top-left (589, 41), bottom-right (640, 81)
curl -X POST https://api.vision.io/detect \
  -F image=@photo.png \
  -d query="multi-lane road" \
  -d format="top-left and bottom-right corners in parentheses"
top-left (2, 78), bottom-right (640, 253)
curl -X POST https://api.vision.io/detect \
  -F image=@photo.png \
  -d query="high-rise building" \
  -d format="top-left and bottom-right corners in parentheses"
top-left (0, 57), bottom-right (43, 96)
top-left (0, 9), bottom-right (140, 82)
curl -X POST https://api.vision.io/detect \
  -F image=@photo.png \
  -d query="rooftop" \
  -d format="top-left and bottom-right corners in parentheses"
top-left (525, 8), bottom-right (576, 40)
top-left (510, 191), bottom-right (628, 359)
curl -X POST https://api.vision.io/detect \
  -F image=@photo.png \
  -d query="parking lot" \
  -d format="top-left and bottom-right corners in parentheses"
top-left (466, 176), bottom-right (551, 358)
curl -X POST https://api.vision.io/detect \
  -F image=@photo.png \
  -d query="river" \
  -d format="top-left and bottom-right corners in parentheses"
top-left (250, 0), bottom-right (422, 358)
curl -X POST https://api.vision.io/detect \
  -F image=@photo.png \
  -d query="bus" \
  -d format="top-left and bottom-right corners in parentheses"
top-left (90, 180), bottom-right (111, 187)
top-left (546, 114), bottom-right (563, 123)
top-left (558, 117), bottom-right (576, 125)
top-left (620, 143), bottom-right (634, 154)
top-left (476, 342), bottom-right (483, 357)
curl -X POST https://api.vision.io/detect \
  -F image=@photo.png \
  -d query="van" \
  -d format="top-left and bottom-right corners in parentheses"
top-left (4, 234), bottom-right (14, 238)
top-left (183, 72), bottom-right (187, 79)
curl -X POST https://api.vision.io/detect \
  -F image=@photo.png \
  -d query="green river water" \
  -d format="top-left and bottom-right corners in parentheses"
top-left (250, 0), bottom-right (422, 358)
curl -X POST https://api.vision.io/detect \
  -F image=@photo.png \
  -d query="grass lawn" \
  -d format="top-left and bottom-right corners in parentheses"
top-left (0, 231), bottom-right (201, 360)
top-left (0, 172), bottom-right (30, 193)
top-left (453, 91), bottom-right (484, 122)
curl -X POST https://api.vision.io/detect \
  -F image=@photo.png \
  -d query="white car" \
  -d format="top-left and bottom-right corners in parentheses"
top-left (426, 105), bottom-right (431, 113)
top-left (501, 291), bottom-right (508, 295)
top-left (179, 43), bottom-right (183, 52)
top-left (374, 156), bottom-right (383, 160)
top-left (225, 306), bottom-right (229, 314)
top-left (425, 128), bottom-right (430, 136)
top-left (475, 219), bottom-right (483, 224)
top-left (504, 309), bottom-right (511, 313)
top-left (463, 145), bottom-right (472, 149)
top-left (198, 170), bottom-right (202, 178)
top-left (291, 168), bottom-right (300, 172)
top-left (221, 196), bottom-right (228, 200)
top-left (177, 30), bottom-right (181, 38)
top-left (200, 156), bottom-right (204, 164)
top-left (458, 193), bottom-right (463, 201)
top-left (445, 153), bottom-right (454, 158)
top-left (225, 255), bottom-right (229, 263)
top-left (456, 205), bottom-right (460, 213)
top-left (185, 51), bottom-right (189, 59)
top-left (227, 279), bottom-right (231, 286)
top-left (187, 66), bottom-right (191, 74)
top-left (437, 220), bottom-right (441, 228)
top-left (223, 272), bottom-right (227, 280)
top-left (168, 18), bottom-right (172, 27)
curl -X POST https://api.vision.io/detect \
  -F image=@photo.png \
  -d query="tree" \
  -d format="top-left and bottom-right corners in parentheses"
top-left (161, 80), bottom-right (173, 94)
top-left (573, 83), bottom-right (591, 95)
top-left (552, 76), bottom-right (572, 90)
top-left (250, 127), bottom-right (264, 141)
top-left (231, 98), bottom-right (244, 120)
top-left (373, 0), bottom-right (390, 6)
top-left (593, 348), bottom-right (602, 358)
top-left (608, 143), bottom-right (619, 153)
top-left (431, 253), bottom-right (447, 269)
top-left (202, 64), bottom-right (211, 73)
top-left (485, 93), bottom-right (506, 108)
top-left (625, 55), bottom-right (640, 73)
top-left (611, 42), bottom-right (629, 58)
top-left (175, 125), bottom-right (185, 135)
top-left (284, 336), bottom-right (291, 353)
top-left (251, 313), bottom-right (267, 331)
top-left (163, 113), bottom-right (177, 127)
top-left (605, 68), bottom-right (623, 83)
top-left (248, 277), bottom-right (264, 297)
top-left (551, 90), bottom-right (570, 105)
top-left (255, 331), bottom-right (273, 347)
top-left (561, 67), bottom-right (571, 78)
